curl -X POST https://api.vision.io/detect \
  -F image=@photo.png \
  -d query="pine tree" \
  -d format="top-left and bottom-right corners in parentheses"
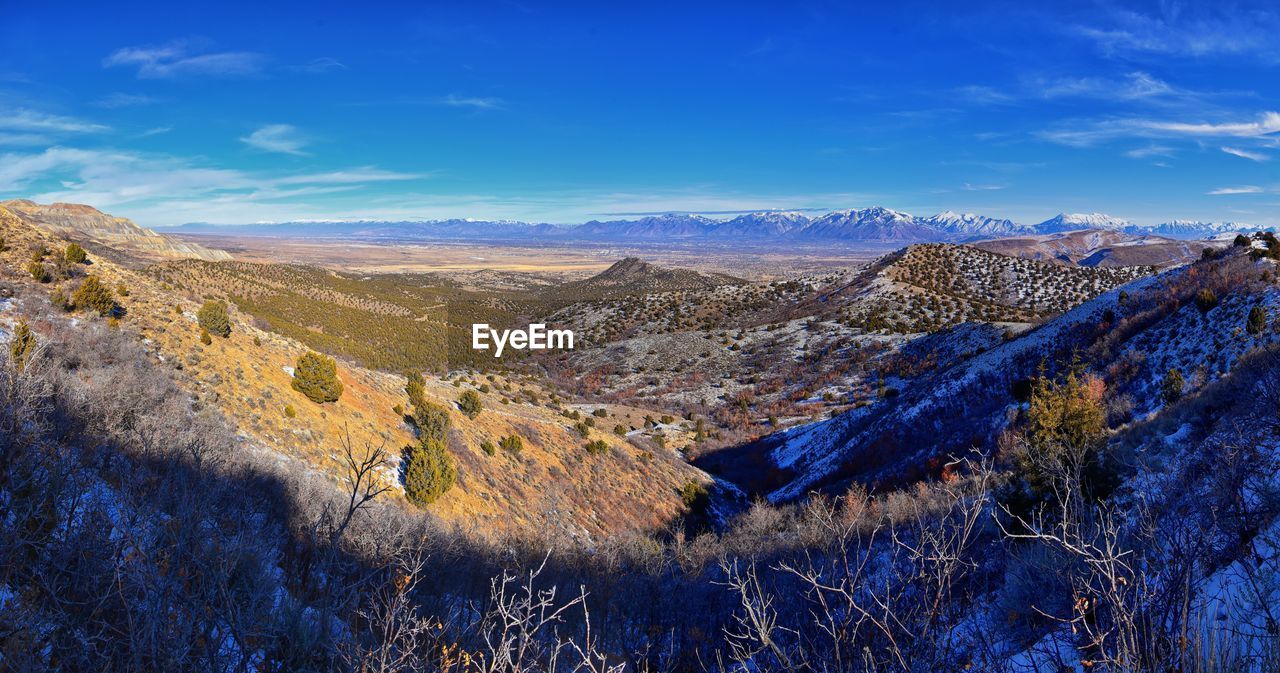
top-left (200, 329), bottom-right (213, 345)
top-left (291, 351), bottom-right (344, 403)
top-left (403, 438), bottom-right (456, 506)
top-left (197, 300), bottom-right (231, 337)
top-left (9, 319), bottom-right (36, 371)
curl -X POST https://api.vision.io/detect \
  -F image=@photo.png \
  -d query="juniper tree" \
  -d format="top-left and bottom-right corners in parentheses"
top-left (9, 319), bottom-right (36, 371)
top-left (1162, 368), bottom-right (1185, 405)
top-left (72, 275), bottom-right (117, 316)
top-left (402, 437), bottom-right (456, 506)
top-left (64, 242), bottom-right (87, 264)
top-left (197, 300), bottom-right (231, 338)
top-left (457, 389), bottom-right (482, 419)
top-left (411, 401), bottom-right (451, 442)
top-left (1248, 306), bottom-right (1267, 335)
top-left (291, 351), bottom-right (344, 403)
top-left (404, 372), bottom-right (425, 408)
top-left (1195, 289), bottom-right (1218, 313)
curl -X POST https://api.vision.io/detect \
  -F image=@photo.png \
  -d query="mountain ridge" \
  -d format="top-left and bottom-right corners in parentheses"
top-left (166, 207), bottom-right (1275, 243)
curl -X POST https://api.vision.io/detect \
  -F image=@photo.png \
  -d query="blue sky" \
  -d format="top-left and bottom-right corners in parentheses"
top-left (2, 0), bottom-right (1280, 228)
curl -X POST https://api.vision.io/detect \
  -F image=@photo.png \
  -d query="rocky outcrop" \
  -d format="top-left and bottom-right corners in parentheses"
top-left (0, 200), bottom-right (232, 262)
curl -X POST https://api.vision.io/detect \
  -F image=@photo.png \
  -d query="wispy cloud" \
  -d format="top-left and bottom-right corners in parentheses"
top-left (1124, 145), bottom-right (1176, 159)
top-left (1072, 5), bottom-right (1280, 61)
top-left (962, 182), bottom-right (1007, 191)
top-left (104, 40), bottom-right (266, 79)
top-left (1208, 186), bottom-right (1264, 195)
top-left (0, 108), bottom-right (108, 134)
top-left (0, 132), bottom-right (52, 146)
top-left (94, 93), bottom-right (158, 109)
top-left (240, 124), bottom-right (309, 155)
top-left (1036, 71), bottom-right (1176, 101)
top-left (273, 168), bottom-right (426, 185)
top-left (1041, 111), bottom-right (1280, 147)
top-left (0, 146), bottom-right (426, 226)
top-left (954, 85), bottom-right (1016, 106)
top-left (288, 57), bottom-right (347, 74)
top-left (1145, 112), bottom-right (1280, 137)
top-left (1222, 146), bottom-right (1270, 162)
top-left (441, 94), bottom-right (504, 110)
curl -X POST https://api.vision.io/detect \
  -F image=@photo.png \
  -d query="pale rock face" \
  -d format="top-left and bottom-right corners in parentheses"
top-left (0, 200), bottom-right (232, 261)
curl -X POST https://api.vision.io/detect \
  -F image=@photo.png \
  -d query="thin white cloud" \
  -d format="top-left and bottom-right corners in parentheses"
top-left (273, 168), bottom-right (426, 184)
top-left (138, 126), bottom-right (172, 138)
top-left (1222, 146), bottom-right (1270, 162)
top-left (0, 132), bottom-right (52, 146)
top-left (288, 57), bottom-right (346, 74)
top-left (1124, 145), bottom-right (1175, 159)
top-left (1145, 112), bottom-right (1280, 137)
top-left (240, 124), bottom-right (309, 155)
top-left (954, 85), bottom-right (1016, 106)
top-left (94, 93), bottom-right (158, 108)
top-left (0, 108), bottom-right (108, 134)
top-left (1041, 111), bottom-right (1280, 147)
top-left (962, 182), bottom-right (1007, 191)
top-left (104, 41), bottom-right (265, 79)
top-left (1072, 6), bottom-right (1280, 61)
top-left (0, 146), bottom-right (427, 226)
top-left (441, 94), bottom-right (504, 110)
top-left (1037, 71), bottom-right (1176, 101)
top-left (1208, 186), bottom-right (1264, 195)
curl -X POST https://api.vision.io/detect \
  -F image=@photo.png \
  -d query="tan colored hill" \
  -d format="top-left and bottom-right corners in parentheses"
top-left (972, 228), bottom-right (1216, 268)
top-left (0, 204), bottom-right (708, 541)
top-left (552, 256), bottom-right (745, 300)
top-left (0, 199), bottom-right (231, 264)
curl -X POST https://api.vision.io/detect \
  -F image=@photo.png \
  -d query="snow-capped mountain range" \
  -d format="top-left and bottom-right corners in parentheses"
top-left (170, 208), bottom-right (1274, 243)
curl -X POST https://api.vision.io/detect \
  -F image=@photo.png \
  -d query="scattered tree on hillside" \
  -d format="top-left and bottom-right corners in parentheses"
top-left (72, 275), bottom-right (118, 316)
top-left (680, 479), bottom-right (709, 515)
top-left (412, 401), bottom-right (451, 442)
top-left (999, 368), bottom-right (1114, 524)
top-left (200, 329), bottom-right (213, 346)
top-left (1162, 368), bottom-right (1185, 405)
top-left (1248, 306), bottom-right (1267, 335)
top-left (1195, 289), bottom-right (1218, 313)
top-left (405, 372), bottom-right (425, 408)
top-left (27, 260), bottom-right (49, 283)
top-left (292, 351), bottom-right (344, 403)
top-left (499, 434), bottom-right (523, 454)
top-left (457, 389), bottom-right (482, 419)
top-left (197, 300), bottom-right (231, 337)
top-left (65, 242), bottom-right (87, 264)
top-left (9, 319), bottom-right (36, 371)
top-left (1235, 234), bottom-right (1252, 247)
top-left (403, 437), bottom-right (456, 506)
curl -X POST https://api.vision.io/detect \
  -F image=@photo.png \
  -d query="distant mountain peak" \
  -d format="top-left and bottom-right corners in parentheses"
top-left (1036, 212), bottom-right (1133, 233)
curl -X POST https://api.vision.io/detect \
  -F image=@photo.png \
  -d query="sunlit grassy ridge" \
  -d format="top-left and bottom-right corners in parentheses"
top-left (146, 259), bottom-right (538, 372)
